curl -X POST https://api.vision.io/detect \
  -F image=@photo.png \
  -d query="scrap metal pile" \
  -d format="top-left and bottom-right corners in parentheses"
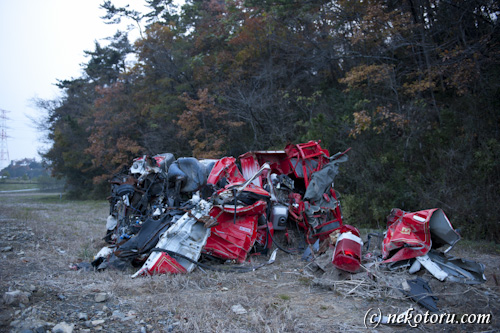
top-left (92, 141), bottom-right (350, 275)
top-left (91, 140), bottom-right (486, 299)
top-left (306, 206), bottom-right (489, 315)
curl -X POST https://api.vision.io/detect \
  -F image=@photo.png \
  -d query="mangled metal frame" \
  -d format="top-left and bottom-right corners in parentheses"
top-left (382, 208), bottom-right (486, 284)
top-left (93, 138), bottom-right (486, 294)
top-left (94, 140), bottom-right (351, 275)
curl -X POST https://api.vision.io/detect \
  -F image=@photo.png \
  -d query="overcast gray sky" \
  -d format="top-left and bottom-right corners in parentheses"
top-left (0, 0), bottom-right (141, 169)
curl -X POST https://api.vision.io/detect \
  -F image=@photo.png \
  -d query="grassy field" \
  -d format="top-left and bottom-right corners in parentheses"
top-left (0, 180), bottom-right (39, 191)
top-left (0, 192), bottom-right (499, 332)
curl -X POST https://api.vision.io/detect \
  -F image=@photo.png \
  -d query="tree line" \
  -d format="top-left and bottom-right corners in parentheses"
top-left (37, 0), bottom-right (500, 241)
top-left (1, 158), bottom-right (47, 179)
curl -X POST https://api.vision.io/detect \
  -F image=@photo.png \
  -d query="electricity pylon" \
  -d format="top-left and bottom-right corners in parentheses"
top-left (0, 109), bottom-right (10, 167)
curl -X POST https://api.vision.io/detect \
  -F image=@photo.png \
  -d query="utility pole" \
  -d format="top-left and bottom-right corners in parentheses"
top-left (0, 109), bottom-right (10, 168)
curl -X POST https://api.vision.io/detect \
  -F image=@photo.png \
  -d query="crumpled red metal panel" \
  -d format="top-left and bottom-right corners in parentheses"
top-left (239, 150), bottom-right (291, 183)
top-left (203, 200), bottom-right (267, 262)
top-left (207, 157), bottom-right (246, 185)
top-left (135, 252), bottom-right (187, 276)
top-left (382, 208), bottom-right (436, 263)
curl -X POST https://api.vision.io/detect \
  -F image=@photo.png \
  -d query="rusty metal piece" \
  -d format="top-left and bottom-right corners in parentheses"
top-left (187, 210), bottom-right (221, 228)
top-left (200, 215), bottom-right (219, 228)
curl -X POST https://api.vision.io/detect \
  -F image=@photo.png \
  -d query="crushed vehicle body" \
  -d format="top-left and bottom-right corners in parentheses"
top-left (93, 141), bottom-right (350, 275)
top-left (239, 143), bottom-right (349, 243)
top-left (381, 208), bottom-right (486, 284)
top-left (86, 139), bottom-right (493, 318)
top-left (91, 138), bottom-right (488, 317)
top-left (132, 196), bottom-right (213, 276)
top-left (382, 208), bottom-right (461, 263)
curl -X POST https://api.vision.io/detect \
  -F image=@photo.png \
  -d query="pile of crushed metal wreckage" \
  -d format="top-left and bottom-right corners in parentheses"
top-left (89, 140), bottom-right (487, 311)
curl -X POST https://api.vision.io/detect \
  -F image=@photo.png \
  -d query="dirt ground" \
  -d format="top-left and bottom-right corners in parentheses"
top-left (0, 192), bottom-right (499, 332)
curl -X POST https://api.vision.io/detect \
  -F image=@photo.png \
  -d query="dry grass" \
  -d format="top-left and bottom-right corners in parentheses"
top-left (1, 192), bottom-right (499, 332)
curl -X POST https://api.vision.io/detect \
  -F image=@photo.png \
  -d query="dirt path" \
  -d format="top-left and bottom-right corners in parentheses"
top-left (1, 193), bottom-right (499, 332)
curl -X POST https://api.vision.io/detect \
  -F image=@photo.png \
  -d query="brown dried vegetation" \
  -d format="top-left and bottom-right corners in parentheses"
top-left (1, 193), bottom-right (499, 332)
